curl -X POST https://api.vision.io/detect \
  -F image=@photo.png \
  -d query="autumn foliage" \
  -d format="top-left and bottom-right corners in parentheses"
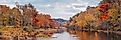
top-left (97, 2), bottom-right (112, 20)
top-left (67, 0), bottom-right (121, 30)
top-left (99, 12), bottom-right (109, 20)
top-left (0, 3), bottom-right (59, 28)
top-left (97, 3), bottom-right (111, 12)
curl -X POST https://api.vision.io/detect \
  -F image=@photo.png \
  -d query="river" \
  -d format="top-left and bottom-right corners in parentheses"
top-left (38, 32), bottom-right (77, 40)
top-left (38, 31), bottom-right (121, 40)
top-left (2, 31), bottom-right (121, 40)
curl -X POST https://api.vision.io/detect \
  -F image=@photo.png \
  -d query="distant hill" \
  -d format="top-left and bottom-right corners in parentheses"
top-left (53, 18), bottom-right (67, 22)
top-left (53, 18), bottom-right (67, 26)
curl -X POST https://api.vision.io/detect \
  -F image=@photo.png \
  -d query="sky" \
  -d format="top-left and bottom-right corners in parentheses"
top-left (0, 0), bottom-right (102, 20)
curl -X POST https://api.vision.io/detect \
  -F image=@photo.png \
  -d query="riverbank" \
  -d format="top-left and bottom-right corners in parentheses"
top-left (0, 26), bottom-right (59, 40)
top-left (67, 29), bottom-right (121, 36)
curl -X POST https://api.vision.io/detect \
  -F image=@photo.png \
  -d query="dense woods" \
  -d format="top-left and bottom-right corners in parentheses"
top-left (0, 3), bottom-right (60, 37)
top-left (67, 0), bottom-right (121, 31)
top-left (0, 3), bottom-right (59, 28)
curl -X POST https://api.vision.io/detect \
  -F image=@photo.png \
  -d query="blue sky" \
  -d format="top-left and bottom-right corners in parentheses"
top-left (0, 0), bottom-right (101, 20)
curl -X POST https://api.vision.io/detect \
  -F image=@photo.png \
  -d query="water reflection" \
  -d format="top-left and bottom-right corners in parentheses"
top-left (76, 31), bottom-right (121, 40)
top-left (1, 31), bottom-right (121, 40)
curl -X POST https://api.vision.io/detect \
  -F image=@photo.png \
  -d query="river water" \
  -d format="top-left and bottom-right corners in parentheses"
top-left (38, 31), bottom-right (121, 40)
top-left (76, 31), bottom-right (121, 40)
top-left (2, 31), bottom-right (121, 40)
top-left (38, 32), bottom-right (77, 40)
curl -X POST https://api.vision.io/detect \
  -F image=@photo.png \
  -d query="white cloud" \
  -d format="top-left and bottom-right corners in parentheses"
top-left (70, 3), bottom-right (88, 11)
top-left (72, 6), bottom-right (84, 10)
top-left (43, 4), bottom-right (51, 7)
top-left (72, 3), bottom-right (81, 6)
top-left (37, 9), bottom-right (50, 15)
top-left (66, 5), bottom-right (71, 8)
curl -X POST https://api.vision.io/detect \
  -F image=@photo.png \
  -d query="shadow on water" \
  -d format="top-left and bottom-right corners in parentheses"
top-left (76, 31), bottom-right (121, 40)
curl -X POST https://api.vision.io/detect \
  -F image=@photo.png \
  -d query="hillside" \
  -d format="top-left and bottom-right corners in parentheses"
top-left (0, 3), bottom-right (60, 37)
top-left (67, 0), bottom-right (121, 30)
